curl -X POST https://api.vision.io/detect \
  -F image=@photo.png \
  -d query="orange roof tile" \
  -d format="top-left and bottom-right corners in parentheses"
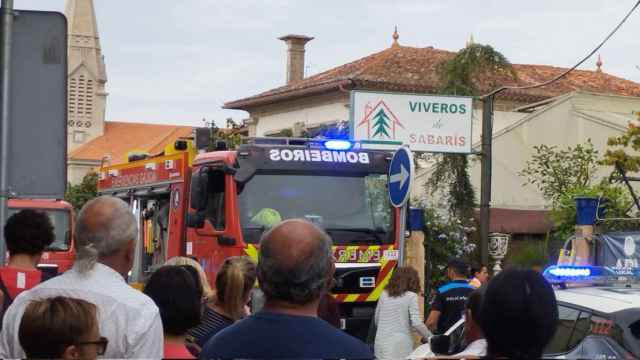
top-left (69, 121), bottom-right (193, 164)
top-left (224, 45), bottom-right (640, 109)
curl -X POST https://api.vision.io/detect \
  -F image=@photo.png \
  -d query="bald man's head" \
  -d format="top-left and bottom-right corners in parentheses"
top-left (258, 219), bottom-right (333, 305)
top-left (74, 196), bottom-right (137, 272)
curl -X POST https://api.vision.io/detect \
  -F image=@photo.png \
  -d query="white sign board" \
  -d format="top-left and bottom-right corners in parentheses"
top-left (350, 91), bottom-right (473, 153)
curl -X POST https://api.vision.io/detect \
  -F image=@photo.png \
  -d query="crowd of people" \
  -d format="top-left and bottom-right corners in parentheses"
top-left (0, 195), bottom-right (560, 359)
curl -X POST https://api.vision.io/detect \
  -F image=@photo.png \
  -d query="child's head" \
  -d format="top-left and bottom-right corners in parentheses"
top-left (19, 296), bottom-right (106, 360)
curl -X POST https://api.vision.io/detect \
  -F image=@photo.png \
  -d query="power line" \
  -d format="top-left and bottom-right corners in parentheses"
top-left (484, 0), bottom-right (640, 98)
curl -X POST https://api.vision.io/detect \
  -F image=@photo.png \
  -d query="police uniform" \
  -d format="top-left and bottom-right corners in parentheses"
top-left (430, 280), bottom-right (474, 334)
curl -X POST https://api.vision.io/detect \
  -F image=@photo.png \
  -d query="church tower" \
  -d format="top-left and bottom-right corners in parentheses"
top-left (65, 0), bottom-right (107, 151)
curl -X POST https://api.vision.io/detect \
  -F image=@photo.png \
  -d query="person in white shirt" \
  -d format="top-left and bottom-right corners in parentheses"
top-left (0, 196), bottom-right (164, 359)
top-left (374, 266), bottom-right (431, 360)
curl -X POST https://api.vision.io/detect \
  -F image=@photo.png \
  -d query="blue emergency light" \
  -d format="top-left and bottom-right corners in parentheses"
top-left (323, 140), bottom-right (353, 151)
top-left (543, 265), bottom-right (640, 285)
top-left (547, 266), bottom-right (593, 277)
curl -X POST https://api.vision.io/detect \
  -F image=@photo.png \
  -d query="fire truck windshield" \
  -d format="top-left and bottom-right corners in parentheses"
top-left (238, 173), bottom-right (392, 245)
top-left (7, 208), bottom-right (71, 251)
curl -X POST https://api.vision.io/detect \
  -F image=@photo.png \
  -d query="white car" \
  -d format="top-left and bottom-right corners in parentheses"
top-left (410, 267), bottom-right (640, 359)
top-left (546, 283), bottom-right (640, 359)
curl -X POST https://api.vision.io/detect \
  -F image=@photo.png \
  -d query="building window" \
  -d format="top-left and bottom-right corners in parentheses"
top-left (73, 131), bottom-right (85, 144)
top-left (68, 74), bottom-right (94, 127)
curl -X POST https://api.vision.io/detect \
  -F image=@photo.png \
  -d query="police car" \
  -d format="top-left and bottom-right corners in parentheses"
top-left (543, 266), bottom-right (640, 359)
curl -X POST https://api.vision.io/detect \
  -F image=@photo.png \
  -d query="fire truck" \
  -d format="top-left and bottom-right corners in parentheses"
top-left (7, 199), bottom-right (75, 276)
top-left (97, 137), bottom-right (400, 339)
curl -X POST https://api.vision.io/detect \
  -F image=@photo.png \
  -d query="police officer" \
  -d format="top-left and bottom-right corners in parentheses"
top-left (426, 258), bottom-right (474, 334)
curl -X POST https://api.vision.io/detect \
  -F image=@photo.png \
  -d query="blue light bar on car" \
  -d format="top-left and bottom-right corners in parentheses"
top-left (543, 266), bottom-right (607, 284)
top-left (543, 265), bottom-right (640, 285)
top-left (324, 140), bottom-right (353, 151)
top-left (548, 266), bottom-right (592, 277)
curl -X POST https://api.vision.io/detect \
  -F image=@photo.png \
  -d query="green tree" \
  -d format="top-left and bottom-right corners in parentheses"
top-left (204, 119), bottom-right (243, 150)
top-left (519, 140), bottom-right (599, 204)
top-left (426, 43), bottom-right (516, 221)
top-left (602, 111), bottom-right (640, 172)
top-left (549, 183), bottom-right (634, 241)
top-left (426, 154), bottom-right (476, 220)
top-left (519, 140), bottom-right (637, 241)
top-left (371, 108), bottom-right (391, 139)
top-left (65, 172), bottom-right (98, 211)
top-left (437, 44), bottom-right (515, 96)
top-left (418, 201), bottom-right (477, 296)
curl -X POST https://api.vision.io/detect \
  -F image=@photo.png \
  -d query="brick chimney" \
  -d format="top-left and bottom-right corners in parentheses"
top-left (278, 34), bottom-right (314, 84)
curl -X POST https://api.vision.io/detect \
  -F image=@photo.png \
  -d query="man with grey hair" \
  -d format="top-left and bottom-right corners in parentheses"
top-left (0, 196), bottom-right (163, 359)
top-left (200, 219), bottom-right (373, 359)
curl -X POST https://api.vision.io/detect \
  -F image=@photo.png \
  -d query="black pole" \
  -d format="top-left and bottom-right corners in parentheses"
top-left (424, 231), bottom-right (431, 312)
top-left (480, 96), bottom-right (494, 266)
top-left (0, 0), bottom-right (14, 266)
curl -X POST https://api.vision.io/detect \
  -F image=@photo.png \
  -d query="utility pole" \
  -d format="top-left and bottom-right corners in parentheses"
top-left (479, 95), bottom-right (494, 266)
top-left (0, 0), bottom-right (14, 265)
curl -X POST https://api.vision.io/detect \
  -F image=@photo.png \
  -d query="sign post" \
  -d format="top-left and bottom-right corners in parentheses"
top-left (0, 0), bottom-right (14, 265)
top-left (388, 146), bottom-right (414, 265)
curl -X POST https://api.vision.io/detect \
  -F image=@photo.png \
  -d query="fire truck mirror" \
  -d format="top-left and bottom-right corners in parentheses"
top-left (234, 163), bottom-right (256, 185)
top-left (190, 168), bottom-right (209, 211)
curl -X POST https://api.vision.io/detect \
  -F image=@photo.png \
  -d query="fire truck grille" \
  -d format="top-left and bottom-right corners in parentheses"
top-left (332, 265), bottom-right (380, 294)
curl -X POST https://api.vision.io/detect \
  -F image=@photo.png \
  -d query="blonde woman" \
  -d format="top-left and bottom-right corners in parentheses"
top-left (165, 256), bottom-right (214, 300)
top-left (185, 256), bottom-right (257, 353)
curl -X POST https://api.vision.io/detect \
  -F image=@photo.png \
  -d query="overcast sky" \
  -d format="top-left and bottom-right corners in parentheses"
top-left (13, 0), bottom-right (640, 127)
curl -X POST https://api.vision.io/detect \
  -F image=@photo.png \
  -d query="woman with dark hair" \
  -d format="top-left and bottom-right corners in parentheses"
top-left (480, 268), bottom-right (559, 359)
top-left (374, 266), bottom-right (431, 359)
top-left (144, 265), bottom-right (202, 359)
top-left (19, 296), bottom-right (106, 360)
top-left (469, 263), bottom-right (489, 288)
top-left (187, 256), bottom-right (257, 352)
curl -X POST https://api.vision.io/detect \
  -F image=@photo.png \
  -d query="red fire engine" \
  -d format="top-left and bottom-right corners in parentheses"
top-left (7, 199), bottom-right (75, 275)
top-left (98, 137), bottom-right (400, 339)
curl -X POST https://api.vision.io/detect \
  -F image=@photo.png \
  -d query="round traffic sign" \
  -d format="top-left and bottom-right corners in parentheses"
top-left (388, 147), bottom-right (413, 207)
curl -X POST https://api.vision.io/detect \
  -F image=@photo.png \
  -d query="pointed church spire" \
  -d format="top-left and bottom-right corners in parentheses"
top-left (65, 0), bottom-right (99, 38)
top-left (65, 0), bottom-right (106, 82)
top-left (65, 0), bottom-right (108, 151)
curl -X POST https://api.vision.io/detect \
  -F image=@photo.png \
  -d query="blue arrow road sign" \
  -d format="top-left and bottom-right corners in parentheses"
top-left (388, 147), bottom-right (413, 208)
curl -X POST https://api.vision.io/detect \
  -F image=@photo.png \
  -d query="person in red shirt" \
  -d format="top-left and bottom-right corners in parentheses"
top-left (144, 265), bottom-right (202, 359)
top-left (0, 209), bottom-right (55, 301)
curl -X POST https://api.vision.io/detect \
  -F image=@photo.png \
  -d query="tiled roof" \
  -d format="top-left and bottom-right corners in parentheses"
top-left (474, 208), bottom-right (553, 235)
top-left (69, 121), bottom-right (193, 164)
top-left (224, 45), bottom-right (640, 109)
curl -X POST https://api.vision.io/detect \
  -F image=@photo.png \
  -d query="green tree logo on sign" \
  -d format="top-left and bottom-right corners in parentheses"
top-left (372, 108), bottom-right (391, 138)
top-left (357, 99), bottom-right (404, 140)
